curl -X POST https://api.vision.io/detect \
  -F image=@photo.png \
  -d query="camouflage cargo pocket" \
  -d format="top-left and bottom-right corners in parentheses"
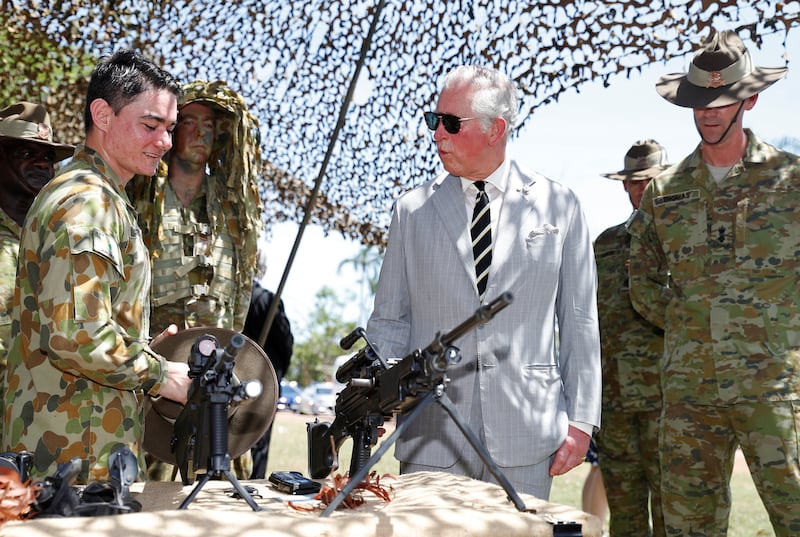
top-left (68, 226), bottom-right (121, 321)
top-left (735, 191), bottom-right (800, 273)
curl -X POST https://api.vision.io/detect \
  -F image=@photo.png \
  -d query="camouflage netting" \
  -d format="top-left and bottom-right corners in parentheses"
top-left (2, 1), bottom-right (799, 247)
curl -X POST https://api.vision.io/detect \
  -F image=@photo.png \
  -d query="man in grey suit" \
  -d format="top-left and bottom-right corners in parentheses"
top-left (366, 65), bottom-right (601, 499)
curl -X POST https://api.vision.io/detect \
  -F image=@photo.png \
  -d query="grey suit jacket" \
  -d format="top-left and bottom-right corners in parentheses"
top-left (366, 160), bottom-right (601, 468)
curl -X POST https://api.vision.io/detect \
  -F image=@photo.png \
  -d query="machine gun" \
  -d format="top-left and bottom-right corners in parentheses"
top-left (171, 332), bottom-right (264, 510)
top-left (307, 292), bottom-right (527, 516)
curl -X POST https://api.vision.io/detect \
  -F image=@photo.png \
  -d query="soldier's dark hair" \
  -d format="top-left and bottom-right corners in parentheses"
top-left (84, 49), bottom-right (183, 132)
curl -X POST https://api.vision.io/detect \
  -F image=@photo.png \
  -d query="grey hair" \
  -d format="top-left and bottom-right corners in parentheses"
top-left (442, 65), bottom-right (518, 137)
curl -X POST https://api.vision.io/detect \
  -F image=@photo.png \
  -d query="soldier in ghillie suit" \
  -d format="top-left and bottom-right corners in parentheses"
top-left (1, 50), bottom-right (191, 483)
top-left (127, 79), bottom-right (263, 480)
top-left (128, 79), bottom-right (262, 335)
top-left (595, 140), bottom-right (669, 537)
top-left (627, 30), bottom-right (800, 535)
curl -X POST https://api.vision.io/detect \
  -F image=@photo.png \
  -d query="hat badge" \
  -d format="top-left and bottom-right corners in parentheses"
top-left (707, 71), bottom-right (725, 88)
top-left (36, 122), bottom-right (52, 141)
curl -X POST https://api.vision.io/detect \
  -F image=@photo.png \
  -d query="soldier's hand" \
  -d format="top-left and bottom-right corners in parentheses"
top-left (151, 323), bottom-right (178, 348)
top-left (149, 324), bottom-right (190, 403)
top-left (160, 361), bottom-right (191, 404)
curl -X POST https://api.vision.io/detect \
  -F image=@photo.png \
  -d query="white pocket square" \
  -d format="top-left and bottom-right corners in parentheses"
top-left (527, 224), bottom-right (559, 241)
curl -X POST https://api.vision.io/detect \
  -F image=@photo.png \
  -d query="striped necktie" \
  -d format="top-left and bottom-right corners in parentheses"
top-left (470, 181), bottom-right (492, 300)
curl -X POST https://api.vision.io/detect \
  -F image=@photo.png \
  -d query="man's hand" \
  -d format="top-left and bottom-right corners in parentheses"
top-left (549, 425), bottom-right (591, 476)
top-left (159, 361), bottom-right (191, 404)
top-left (150, 324), bottom-right (191, 404)
top-left (151, 323), bottom-right (178, 347)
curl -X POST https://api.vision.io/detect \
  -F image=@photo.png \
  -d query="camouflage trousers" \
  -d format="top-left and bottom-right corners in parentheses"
top-left (660, 400), bottom-right (800, 537)
top-left (146, 451), bottom-right (253, 481)
top-left (596, 407), bottom-right (665, 537)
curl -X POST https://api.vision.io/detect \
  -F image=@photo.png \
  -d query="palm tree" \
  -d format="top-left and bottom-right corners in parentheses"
top-left (338, 245), bottom-right (383, 326)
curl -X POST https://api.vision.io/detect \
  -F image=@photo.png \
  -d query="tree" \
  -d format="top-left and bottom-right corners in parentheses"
top-left (774, 136), bottom-right (800, 154)
top-left (288, 286), bottom-right (357, 386)
top-left (337, 245), bottom-right (383, 326)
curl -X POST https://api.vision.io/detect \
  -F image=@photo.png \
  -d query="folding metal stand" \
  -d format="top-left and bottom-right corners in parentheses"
top-left (320, 383), bottom-right (527, 517)
top-left (178, 400), bottom-right (262, 511)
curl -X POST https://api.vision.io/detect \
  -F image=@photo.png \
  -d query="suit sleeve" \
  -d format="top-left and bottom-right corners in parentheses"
top-left (555, 196), bottom-right (601, 430)
top-left (366, 203), bottom-right (412, 359)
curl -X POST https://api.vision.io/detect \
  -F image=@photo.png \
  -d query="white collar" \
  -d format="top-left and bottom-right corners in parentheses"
top-left (459, 158), bottom-right (510, 194)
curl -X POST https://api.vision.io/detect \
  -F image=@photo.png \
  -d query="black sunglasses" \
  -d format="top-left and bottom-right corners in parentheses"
top-left (423, 112), bottom-right (478, 134)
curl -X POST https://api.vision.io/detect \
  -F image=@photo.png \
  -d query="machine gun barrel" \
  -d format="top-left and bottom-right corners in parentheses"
top-left (438, 292), bottom-right (512, 348)
top-left (308, 292), bottom-right (513, 479)
top-left (214, 333), bottom-right (244, 377)
top-left (424, 292), bottom-right (512, 371)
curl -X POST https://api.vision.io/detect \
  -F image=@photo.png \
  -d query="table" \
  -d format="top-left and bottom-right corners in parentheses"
top-left (1, 471), bottom-right (601, 536)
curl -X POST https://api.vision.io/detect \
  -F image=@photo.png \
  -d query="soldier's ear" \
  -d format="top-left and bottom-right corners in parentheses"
top-left (743, 93), bottom-right (758, 111)
top-left (89, 99), bottom-right (113, 132)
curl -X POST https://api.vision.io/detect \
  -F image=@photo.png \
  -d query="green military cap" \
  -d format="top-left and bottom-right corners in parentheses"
top-left (656, 30), bottom-right (787, 109)
top-left (602, 139), bottom-right (670, 181)
top-left (0, 101), bottom-right (74, 162)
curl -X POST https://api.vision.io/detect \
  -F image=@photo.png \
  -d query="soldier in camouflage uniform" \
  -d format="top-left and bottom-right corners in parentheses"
top-left (627, 31), bottom-right (800, 535)
top-left (596, 140), bottom-right (668, 537)
top-left (1, 50), bottom-right (191, 483)
top-left (127, 80), bottom-right (261, 334)
top-left (0, 102), bottom-right (74, 412)
top-left (127, 80), bottom-right (262, 480)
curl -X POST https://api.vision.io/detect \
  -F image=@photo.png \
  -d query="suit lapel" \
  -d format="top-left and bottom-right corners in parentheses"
top-left (431, 174), bottom-right (476, 288)
top-left (491, 164), bottom-right (538, 284)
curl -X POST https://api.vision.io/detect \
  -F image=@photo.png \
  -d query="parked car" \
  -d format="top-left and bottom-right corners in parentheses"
top-left (298, 381), bottom-right (337, 415)
top-left (277, 380), bottom-right (302, 412)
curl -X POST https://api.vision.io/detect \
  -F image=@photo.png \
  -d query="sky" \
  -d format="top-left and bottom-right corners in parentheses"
top-left (261, 32), bottom-right (799, 338)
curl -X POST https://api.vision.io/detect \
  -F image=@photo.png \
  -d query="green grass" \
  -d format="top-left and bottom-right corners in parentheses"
top-left (549, 463), bottom-right (775, 537)
top-left (266, 411), bottom-right (775, 536)
top-left (266, 411), bottom-right (400, 478)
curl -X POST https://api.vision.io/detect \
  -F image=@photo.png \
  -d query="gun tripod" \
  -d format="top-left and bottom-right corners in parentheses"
top-left (178, 399), bottom-right (262, 511)
top-left (320, 382), bottom-right (527, 517)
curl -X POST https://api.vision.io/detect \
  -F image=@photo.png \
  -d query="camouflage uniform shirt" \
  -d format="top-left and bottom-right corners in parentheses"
top-left (138, 174), bottom-right (246, 333)
top-left (1, 145), bottom-right (168, 482)
top-left (594, 222), bottom-right (663, 412)
top-left (628, 130), bottom-right (800, 405)
top-left (0, 210), bottom-right (20, 374)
